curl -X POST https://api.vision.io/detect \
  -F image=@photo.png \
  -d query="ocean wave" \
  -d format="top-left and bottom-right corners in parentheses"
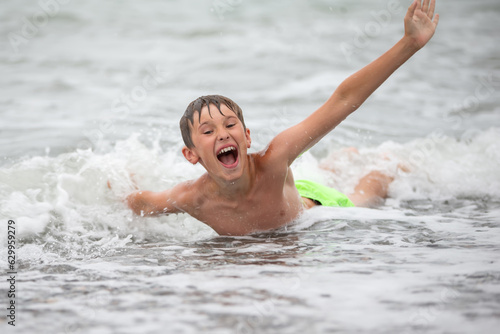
top-left (1, 128), bottom-right (499, 251)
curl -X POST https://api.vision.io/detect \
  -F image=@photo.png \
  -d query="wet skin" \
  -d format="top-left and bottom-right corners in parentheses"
top-left (126, 0), bottom-right (440, 235)
top-left (127, 104), bottom-right (305, 236)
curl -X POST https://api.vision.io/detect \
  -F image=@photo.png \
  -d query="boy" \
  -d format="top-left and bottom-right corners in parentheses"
top-left (126, 0), bottom-right (439, 235)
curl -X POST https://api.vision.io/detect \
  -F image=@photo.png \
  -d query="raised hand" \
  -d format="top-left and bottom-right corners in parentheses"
top-left (404, 0), bottom-right (440, 49)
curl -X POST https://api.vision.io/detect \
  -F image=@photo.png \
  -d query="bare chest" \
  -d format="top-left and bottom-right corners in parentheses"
top-left (192, 181), bottom-right (303, 236)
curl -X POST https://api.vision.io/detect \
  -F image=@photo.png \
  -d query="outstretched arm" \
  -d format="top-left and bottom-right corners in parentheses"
top-left (126, 181), bottom-right (195, 216)
top-left (269, 0), bottom-right (439, 166)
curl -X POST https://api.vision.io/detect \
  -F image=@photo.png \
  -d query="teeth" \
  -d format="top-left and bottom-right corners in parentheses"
top-left (218, 146), bottom-right (236, 155)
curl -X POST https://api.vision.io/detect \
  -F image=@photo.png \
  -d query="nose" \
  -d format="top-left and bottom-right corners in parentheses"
top-left (218, 129), bottom-right (230, 141)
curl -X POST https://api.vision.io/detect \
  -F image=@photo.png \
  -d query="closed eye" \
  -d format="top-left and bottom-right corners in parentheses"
top-left (227, 124), bottom-right (236, 128)
top-left (203, 130), bottom-right (213, 135)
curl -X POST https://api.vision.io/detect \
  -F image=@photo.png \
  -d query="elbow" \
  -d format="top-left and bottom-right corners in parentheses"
top-left (334, 80), bottom-right (364, 112)
top-left (334, 80), bottom-right (352, 101)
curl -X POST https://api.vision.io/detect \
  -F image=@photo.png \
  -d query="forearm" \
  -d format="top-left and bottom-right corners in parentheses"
top-left (332, 36), bottom-right (420, 113)
top-left (127, 190), bottom-right (175, 216)
top-left (126, 184), bottom-right (188, 216)
top-left (127, 191), bottom-right (157, 216)
top-left (277, 38), bottom-right (422, 164)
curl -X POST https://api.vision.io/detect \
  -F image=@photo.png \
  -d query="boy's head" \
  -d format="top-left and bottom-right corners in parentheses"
top-left (180, 95), bottom-right (246, 149)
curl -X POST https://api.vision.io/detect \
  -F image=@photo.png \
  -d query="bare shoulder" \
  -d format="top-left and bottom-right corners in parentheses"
top-left (168, 177), bottom-right (206, 211)
top-left (249, 150), bottom-right (294, 193)
top-left (255, 118), bottom-right (318, 170)
top-left (251, 144), bottom-right (289, 174)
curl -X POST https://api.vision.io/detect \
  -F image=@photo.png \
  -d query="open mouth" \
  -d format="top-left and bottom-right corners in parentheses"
top-left (217, 146), bottom-right (238, 168)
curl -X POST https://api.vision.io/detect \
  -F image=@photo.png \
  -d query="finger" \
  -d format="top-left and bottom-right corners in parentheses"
top-left (405, 0), bottom-right (418, 20)
top-left (433, 13), bottom-right (440, 27)
top-left (422, 0), bottom-right (430, 13)
top-left (428, 0), bottom-right (436, 18)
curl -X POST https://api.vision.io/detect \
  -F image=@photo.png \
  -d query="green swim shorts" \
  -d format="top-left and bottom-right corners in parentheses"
top-left (295, 179), bottom-right (355, 207)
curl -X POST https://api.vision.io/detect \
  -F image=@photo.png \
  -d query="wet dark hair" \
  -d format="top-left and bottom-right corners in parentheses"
top-left (180, 95), bottom-right (246, 148)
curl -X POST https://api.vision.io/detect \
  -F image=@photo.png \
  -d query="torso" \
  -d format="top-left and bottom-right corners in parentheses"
top-left (184, 153), bottom-right (304, 235)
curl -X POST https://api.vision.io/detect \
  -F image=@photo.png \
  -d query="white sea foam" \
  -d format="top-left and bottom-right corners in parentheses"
top-left (1, 1), bottom-right (499, 333)
top-left (1, 128), bottom-right (499, 249)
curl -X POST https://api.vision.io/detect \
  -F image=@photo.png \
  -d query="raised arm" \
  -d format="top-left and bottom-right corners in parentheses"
top-left (269, 0), bottom-right (439, 166)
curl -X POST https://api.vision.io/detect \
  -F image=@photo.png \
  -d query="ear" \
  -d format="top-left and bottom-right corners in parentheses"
top-left (182, 146), bottom-right (200, 165)
top-left (245, 128), bottom-right (251, 148)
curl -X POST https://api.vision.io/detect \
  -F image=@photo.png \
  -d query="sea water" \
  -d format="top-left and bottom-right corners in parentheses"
top-left (1, 0), bottom-right (500, 333)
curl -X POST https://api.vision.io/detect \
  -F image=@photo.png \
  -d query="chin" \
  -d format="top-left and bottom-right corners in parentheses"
top-left (220, 162), bottom-right (244, 182)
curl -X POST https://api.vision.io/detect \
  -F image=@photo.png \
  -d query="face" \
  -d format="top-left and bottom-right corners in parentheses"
top-left (182, 103), bottom-right (251, 182)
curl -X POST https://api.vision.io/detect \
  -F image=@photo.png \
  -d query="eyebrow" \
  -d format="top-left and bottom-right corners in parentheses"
top-left (198, 115), bottom-right (237, 128)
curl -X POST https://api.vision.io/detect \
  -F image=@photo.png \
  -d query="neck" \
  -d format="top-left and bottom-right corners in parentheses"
top-left (211, 154), bottom-right (255, 200)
